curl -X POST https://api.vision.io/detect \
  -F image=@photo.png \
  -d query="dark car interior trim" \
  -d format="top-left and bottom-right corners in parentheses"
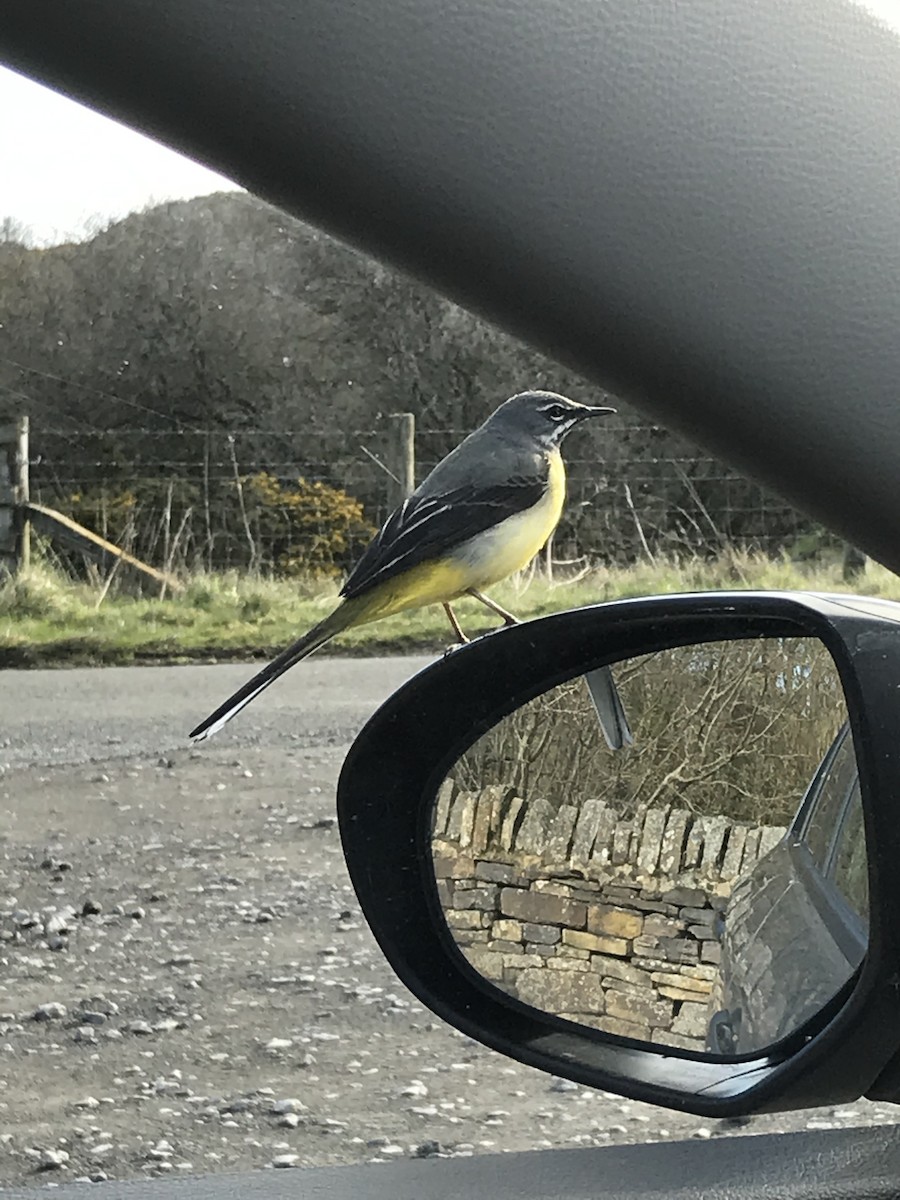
top-left (5, 1123), bottom-right (900, 1200)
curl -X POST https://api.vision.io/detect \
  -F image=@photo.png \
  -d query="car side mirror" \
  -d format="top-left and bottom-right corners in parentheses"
top-left (434, 635), bottom-right (858, 1060)
top-left (337, 592), bottom-right (900, 1116)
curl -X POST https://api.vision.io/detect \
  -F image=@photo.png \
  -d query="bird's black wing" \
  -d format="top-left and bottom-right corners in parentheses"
top-left (340, 477), bottom-right (546, 600)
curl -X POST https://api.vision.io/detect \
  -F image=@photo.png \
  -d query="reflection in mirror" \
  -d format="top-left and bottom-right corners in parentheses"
top-left (430, 638), bottom-right (862, 1058)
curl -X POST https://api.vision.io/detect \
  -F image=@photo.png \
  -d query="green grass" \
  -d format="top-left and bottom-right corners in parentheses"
top-left (1, 552), bottom-right (898, 667)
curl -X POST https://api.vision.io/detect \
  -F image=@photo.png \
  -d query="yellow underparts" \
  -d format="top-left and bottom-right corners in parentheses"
top-left (336, 449), bottom-right (566, 631)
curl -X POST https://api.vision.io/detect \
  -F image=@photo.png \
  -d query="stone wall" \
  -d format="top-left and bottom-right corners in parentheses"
top-left (432, 781), bottom-right (786, 1051)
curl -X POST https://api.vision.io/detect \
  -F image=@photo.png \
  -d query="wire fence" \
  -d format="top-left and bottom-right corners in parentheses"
top-left (27, 417), bottom-right (819, 579)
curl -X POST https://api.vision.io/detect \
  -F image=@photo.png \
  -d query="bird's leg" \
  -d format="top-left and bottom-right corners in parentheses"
top-left (443, 602), bottom-right (470, 644)
top-left (467, 588), bottom-right (520, 626)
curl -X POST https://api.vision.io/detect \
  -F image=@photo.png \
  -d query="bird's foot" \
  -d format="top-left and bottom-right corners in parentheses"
top-left (443, 641), bottom-right (468, 657)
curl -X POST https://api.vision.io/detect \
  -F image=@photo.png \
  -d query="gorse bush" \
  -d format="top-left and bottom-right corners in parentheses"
top-left (53, 473), bottom-right (374, 579)
top-left (242, 472), bottom-right (375, 579)
top-left (62, 486), bottom-right (139, 544)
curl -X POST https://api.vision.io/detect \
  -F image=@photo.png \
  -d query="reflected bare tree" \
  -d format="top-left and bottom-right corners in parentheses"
top-left (453, 637), bottom-right (844, 826)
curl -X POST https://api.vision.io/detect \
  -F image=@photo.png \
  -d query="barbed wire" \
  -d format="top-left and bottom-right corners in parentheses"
top-left (26, 420), bottom-right (819, 576)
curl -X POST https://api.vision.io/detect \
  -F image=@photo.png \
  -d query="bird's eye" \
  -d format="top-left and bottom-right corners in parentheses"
top-left (547, 405), bottom-right (567, 422)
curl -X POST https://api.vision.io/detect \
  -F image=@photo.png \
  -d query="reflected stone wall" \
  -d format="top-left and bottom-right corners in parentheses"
top-left (433, 781), bottom-right (786, 1050)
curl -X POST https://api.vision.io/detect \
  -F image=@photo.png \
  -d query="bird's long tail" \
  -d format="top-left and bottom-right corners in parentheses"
top-left (189, 598), bottom-right (362, 741)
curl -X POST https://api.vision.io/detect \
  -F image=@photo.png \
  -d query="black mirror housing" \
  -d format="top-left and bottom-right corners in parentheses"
top-left (337, 592), bottom-right (900, 1116)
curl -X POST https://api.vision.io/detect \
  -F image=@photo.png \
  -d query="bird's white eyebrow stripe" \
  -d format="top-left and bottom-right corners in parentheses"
top-left (538, 402), bottom-right (580, 421)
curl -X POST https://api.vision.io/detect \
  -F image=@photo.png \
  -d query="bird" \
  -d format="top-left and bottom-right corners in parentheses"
top-left (190, 390), bottom-right (633, 748)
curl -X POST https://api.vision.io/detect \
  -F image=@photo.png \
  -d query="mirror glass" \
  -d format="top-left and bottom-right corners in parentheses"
top-left (431, 637), bottom-right (863, 1057)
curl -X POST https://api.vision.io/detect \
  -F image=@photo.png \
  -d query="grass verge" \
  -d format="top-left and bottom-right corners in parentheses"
top-left (1, 553), bottom-right (898, 668)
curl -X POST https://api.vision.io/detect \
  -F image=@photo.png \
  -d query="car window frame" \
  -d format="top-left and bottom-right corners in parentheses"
top-left (829, 774), bottom-right (869, 922)
top-left (794, 723), bottom-right (855, 864)
top-left (789, 723), bottom-right (867, 960)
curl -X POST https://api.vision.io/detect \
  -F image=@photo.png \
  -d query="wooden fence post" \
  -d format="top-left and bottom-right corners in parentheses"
top-left (0, 417), bottom-right (31, 574)
top-left (0, 420), bottom-right (21, 575)
top-left (0, 414), bottom-right (181, 591)
top-left (14, 416), bottom-right (30, 573)
top-left (389, 412), bottom-right (415, 508)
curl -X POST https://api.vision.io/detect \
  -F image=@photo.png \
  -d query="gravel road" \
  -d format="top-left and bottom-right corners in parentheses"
top-left (0, 659), bottom-right (898, 1189)
top-left (0, 657), bottom-right (436, 768)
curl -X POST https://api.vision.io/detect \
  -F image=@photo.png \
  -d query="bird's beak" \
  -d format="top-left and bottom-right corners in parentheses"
top-left (576, 405), bottom-right (617, 420)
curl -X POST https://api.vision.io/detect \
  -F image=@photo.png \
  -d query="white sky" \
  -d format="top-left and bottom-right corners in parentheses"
top-left (0, 66), bottom-right (242, 246)
top-left (2, 0), bottom-right (898, 246)
top-left (861, 0), bottom-right (900, 27)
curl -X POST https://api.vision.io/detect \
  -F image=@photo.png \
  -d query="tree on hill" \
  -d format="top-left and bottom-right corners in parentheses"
top-left (0, 192), bottom-right (814, 571)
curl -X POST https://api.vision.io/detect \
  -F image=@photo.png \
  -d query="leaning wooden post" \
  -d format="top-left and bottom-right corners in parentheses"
top-left (14, 415), bottom-right (29, 573)
top-left (389, 412), bottom-right (416, 507)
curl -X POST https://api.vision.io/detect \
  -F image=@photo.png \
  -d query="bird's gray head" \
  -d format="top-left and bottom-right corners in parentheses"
top-left (487, 391), bottom-right (616, 449)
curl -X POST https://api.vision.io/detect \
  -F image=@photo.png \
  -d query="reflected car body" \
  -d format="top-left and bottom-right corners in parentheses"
top-left (707, 725), bottom-right (868, 1055)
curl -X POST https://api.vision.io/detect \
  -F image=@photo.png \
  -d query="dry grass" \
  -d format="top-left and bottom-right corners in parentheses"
top-left (0, 550), bottom-right (897, 667)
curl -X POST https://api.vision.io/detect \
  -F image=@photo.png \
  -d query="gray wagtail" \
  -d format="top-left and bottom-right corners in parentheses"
top-left (190, 391), bottom-right (632, 747)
